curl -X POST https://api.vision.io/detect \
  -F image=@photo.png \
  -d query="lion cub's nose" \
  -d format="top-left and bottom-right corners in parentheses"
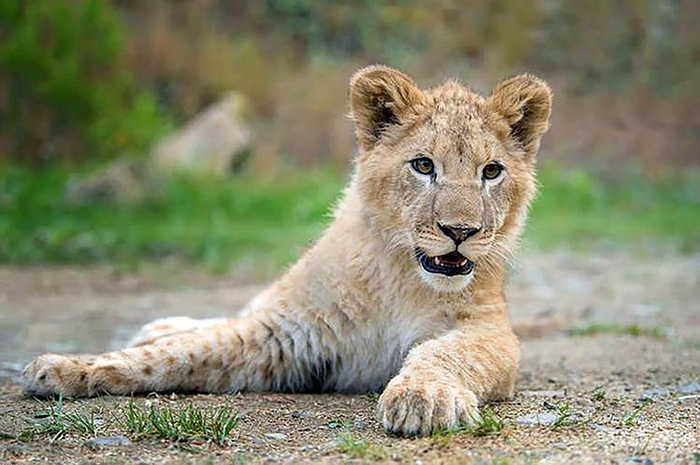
top-left (438, 223), bottom-right (481, 245)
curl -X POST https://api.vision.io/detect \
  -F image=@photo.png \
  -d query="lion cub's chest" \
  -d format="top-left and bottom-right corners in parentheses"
top-left (331, 305), bottom-right (456, 392)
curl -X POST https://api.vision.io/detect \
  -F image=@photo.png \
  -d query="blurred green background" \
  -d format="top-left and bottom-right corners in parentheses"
top-left (1, 0), bottom-right (698, 273)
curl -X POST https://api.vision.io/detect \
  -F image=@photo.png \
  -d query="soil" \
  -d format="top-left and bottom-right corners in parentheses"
top-left (0, 250), bottom-right (698, 464)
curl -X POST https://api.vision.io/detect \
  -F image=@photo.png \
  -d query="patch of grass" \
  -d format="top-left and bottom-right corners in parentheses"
top-left (0, 166), bottom-right (344, 272)
top-left (592, 384), bottom-right (607, 401)
top-left (682, 340), bottom-right (700, 351)
top-left (570, 323), bottom-right (665, 339)
top-left (528, 166), bottom-right (700, 252)
top-left (551, 402), bottom-right (576, 430)
top-left (1, 165), bottom-right (698, 271)
top-left (20, 396), bottom-right (97, 441)
top-left (337, 432), bottom-right (386, 461)
top-left (326, 418), bottom-right (348, 430)
top-left (119, 399), bottom-right (239, 445)
top-left (428, 430), bottom-right (454, 448)
top-left (491, 459), bottom-right (513, 465)
top-left (435, 407), bottom-right (504, 438)
top-left (469, 407), bottom-right (505, 436)
top-left (621, 399), bottom-right (653, 427)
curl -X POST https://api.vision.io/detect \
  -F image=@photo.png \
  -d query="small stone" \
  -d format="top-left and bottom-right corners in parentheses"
top-left (639, 388), bottom-right (668, 400)
top-left (290, 410), bottom-right (312, 419)
top-left (353, 418), bottom-right (366, 431)
top-left (516, 412), bottom-right (560, 426)
top-left (265, 433), bottom-right (287, 441)
top-left (6, 444), bottom-right (28, 457)
top-left (628, 457), bottom-right (654, 465)
top-left (327, 420), bottom-right (344, 429)
top-left (84, 436), bottom-right (131, 449)
top-left (592, 424), bottom-right (617, 434)
top-left (677, 382), bottom-right (700, 394)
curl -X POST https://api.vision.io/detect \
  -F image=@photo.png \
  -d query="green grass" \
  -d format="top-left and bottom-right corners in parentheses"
top-left (20, 396), bottom-right (97, 441)
top-left (0, 166), bottom-right (344, 272)
top-left (550, 402), bottom-right (576, 430)
top-left (682, 339), bottom-right (700, 351)
top-left (570, 323), bottom-right (666, 338)
top-left (16, 397), bottom-right (239, 445)
top-left (464, 407), bottom-right (505, 436)
top-left (592, 384), bottom-right (607, 401)
top-left (330, 417), bottom-right (386, 460)
top-left (337, 432), bottom-right (386, 461)
top-left (434, 407), bottom-right (504, 438)
top-left (528, 166), bottom-right (700, 252)
top-left (0, 164), bottom-right (698, 271)
top-left (621, 399), bottom-right (653, 427)
top-left (120, 399), bottom-right (239, 445)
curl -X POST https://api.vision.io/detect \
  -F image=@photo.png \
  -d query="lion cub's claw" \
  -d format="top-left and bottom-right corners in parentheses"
top-left (378, 374), bottom-right (480, 436)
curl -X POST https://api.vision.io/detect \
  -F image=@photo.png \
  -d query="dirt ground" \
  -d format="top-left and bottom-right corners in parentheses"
top-left (0, 250), bottom-right (698, 464)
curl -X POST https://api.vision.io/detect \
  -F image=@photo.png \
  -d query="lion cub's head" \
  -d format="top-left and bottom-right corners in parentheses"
top-left (349, 65), bottom-right (552, 292)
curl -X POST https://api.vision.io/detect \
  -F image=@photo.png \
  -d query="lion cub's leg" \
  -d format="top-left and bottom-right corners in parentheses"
top-left (127, 317), bottom-right (226, 347)
top-left (21, 313), bottom-right (300, 397)
top-left (378, 319), bottom-right (520, 436)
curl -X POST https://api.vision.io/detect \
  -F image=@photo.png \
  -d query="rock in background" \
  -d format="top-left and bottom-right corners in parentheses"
top-left (150, 93), bottom-right (252, 176)
top-left (66, 92), bottom-right (252, 204)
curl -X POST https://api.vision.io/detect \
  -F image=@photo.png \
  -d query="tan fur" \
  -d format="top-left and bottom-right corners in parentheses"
top-left (21, 65), bottom-right (552, 436)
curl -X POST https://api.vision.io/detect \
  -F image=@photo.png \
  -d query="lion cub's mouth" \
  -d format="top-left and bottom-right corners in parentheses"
top-left (416, 249), bottom-right (475, 277)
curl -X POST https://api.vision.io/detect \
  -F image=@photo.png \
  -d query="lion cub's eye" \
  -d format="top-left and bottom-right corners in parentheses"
top-left (411, 157), bottom-right (435, 176)
top-left (482, 162), bottom-right (504, 180)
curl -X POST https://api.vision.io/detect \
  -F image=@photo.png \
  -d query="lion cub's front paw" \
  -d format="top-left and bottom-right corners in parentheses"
top-left (378, 374), bottom-right (480, 436)
top-left (21, 354), bottom-right (91, 397)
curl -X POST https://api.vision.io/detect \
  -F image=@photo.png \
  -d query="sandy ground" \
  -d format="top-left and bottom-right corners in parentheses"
top-left (0, 250), bottom-right (698, 464)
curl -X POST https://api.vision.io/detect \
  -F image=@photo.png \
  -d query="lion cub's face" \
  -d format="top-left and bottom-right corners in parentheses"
top-left (350, 66), bottom-right (552, 292)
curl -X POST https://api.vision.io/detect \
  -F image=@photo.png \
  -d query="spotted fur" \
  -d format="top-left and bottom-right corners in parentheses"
top-left (21, 65), bottom-right (552, 436)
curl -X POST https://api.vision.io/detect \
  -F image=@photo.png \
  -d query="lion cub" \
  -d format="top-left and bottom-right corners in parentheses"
top-left (22, 66), bottom-right (552, 436)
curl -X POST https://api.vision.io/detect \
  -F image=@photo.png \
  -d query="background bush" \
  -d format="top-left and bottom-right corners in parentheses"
top-left (0, 0), bottom-right (171, 165)
top-left (2, 0), bottom-right (698, 170)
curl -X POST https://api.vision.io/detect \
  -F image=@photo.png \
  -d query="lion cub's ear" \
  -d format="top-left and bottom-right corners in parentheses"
top-left (349, 65), bottom-right (425, 151)
top-left (488, 74), bottom-right (552, 158)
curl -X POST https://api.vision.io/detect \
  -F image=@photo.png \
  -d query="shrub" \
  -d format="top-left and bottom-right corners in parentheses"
top-left (0, 0), bottom-right (171, 165)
